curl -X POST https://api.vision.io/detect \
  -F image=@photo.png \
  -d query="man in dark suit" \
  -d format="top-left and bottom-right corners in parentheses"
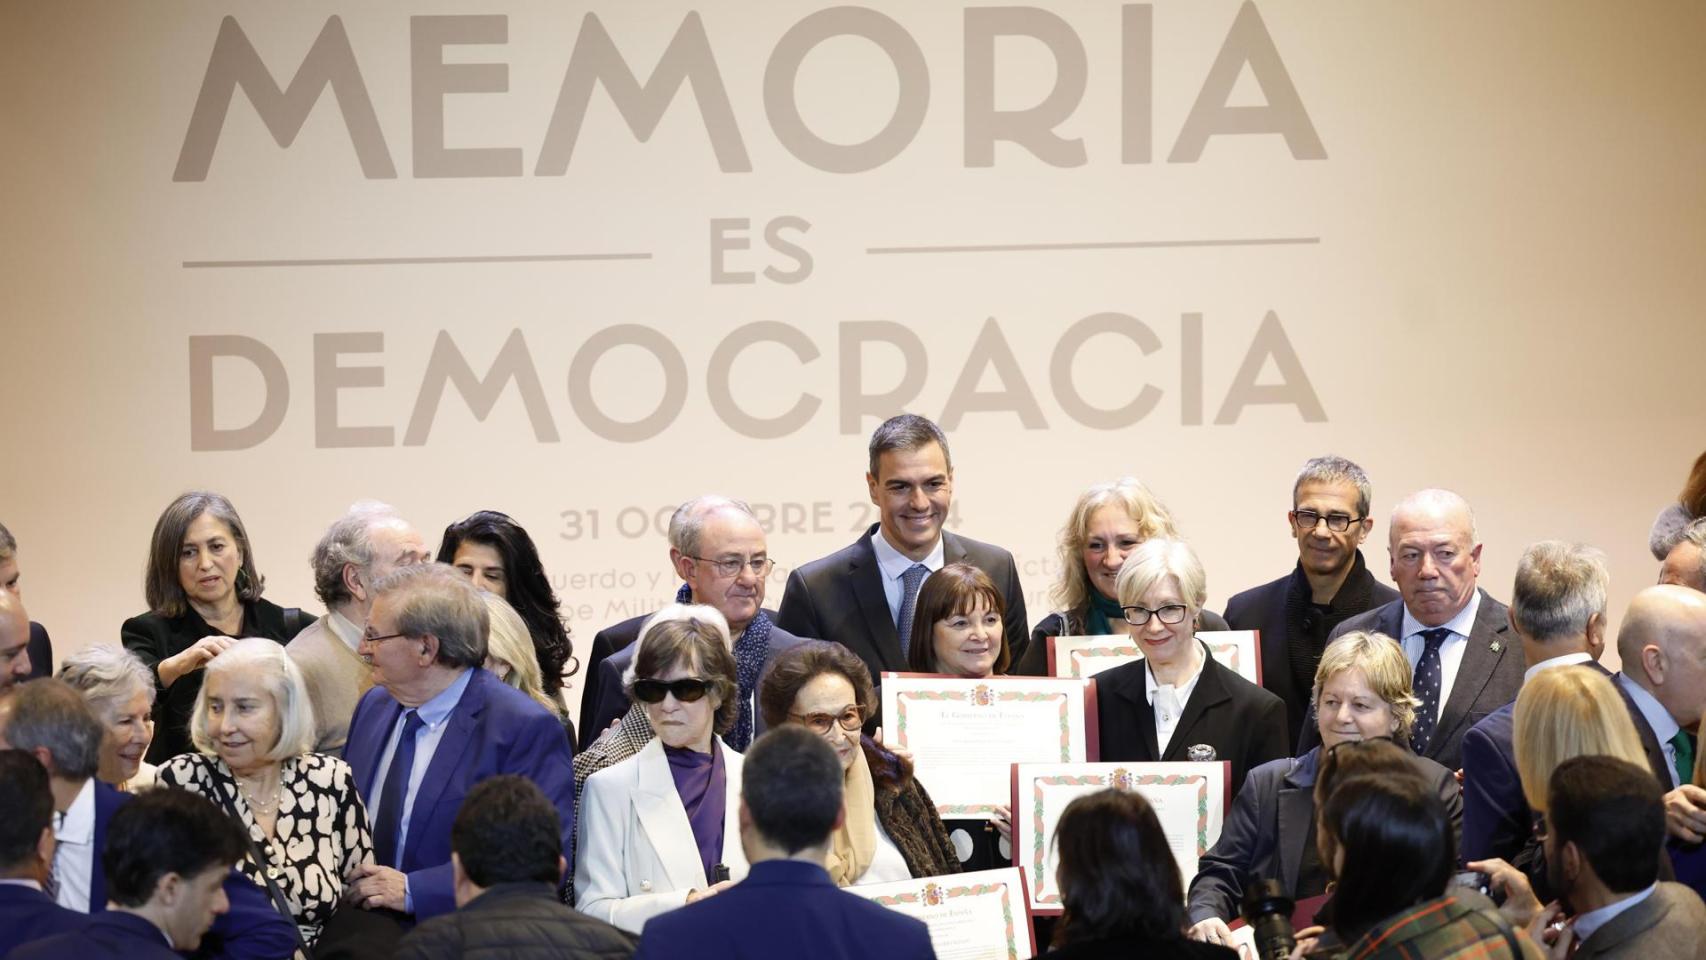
top-left (775, 414), bottom-right (1027, 695)
top-left (11, 788), bottom-right (247, 960)
top-left (343, 563), bottom-right (577, 922)
top-left (1460, 541), bottom-right (1609, 863)
top-left (0, 750), bottom-right (86, 955)
top-left (1611, 585), bottom-right (1706, 846)
top-left (1322, 489), bottom-right (1524, 771)
top-left (580, 497), bottom-right (808, 751)
top-left (633, 726), bottom-right (935, 960)
top-left (0, 678), bottom-right (127, 914)
top-left (0, 523), bottom-right (54, 681)
top-left (1225, 456), bottom-right (1400, 751)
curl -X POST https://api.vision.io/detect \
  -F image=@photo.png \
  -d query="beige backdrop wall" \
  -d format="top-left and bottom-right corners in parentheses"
top-left (4, 1), bottom-right (1703, 716)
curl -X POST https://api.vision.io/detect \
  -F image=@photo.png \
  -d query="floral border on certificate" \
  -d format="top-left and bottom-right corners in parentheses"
top-left (895, 686), bottom-right (1074, 816)
top-left (870, 881), bottom-right (1021, 960)
top-left (1067, 642), bottom-right (1243, 677)
top-left (1028, 772), bottom-right (1211, 905)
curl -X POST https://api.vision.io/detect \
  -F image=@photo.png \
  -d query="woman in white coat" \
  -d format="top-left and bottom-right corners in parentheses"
top-left (575, 605), bottom-right (749, 933)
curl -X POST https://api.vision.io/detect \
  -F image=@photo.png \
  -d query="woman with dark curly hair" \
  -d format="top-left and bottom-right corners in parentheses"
top-left (437, 510), bottom-right (577, 707)
top-left (759, 640), bottom-right (959, 886)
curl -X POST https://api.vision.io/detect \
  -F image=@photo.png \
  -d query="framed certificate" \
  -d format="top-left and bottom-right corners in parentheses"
top-left (881, 674), bottom-right (1098, 820)
top-left (850, 867), bottom-right (1037, 960)
top-left (1010, 761), bottom-right (1230, 915)
top-left (1047, 630), bottom-right (1262, 686)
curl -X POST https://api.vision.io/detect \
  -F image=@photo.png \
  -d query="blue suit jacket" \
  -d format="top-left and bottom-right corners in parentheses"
top-left (87, 779), bottom-right (130, 912)
top-left (343, 667), bottom-right (576, 920)
top-left (0, 883), bottom-right (87, 955)
top-left (633, 860), bottom-right (935, 960)
top-left (10, 909), bottom-right (179, 960)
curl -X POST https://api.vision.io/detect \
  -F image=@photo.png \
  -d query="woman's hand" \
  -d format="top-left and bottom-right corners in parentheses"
top-left (686, 879), bottom-right (736, 904)
top-left (873, 727), bottom-right (914, 767)
top-left (991, 805), bottom-right (1012, 842)
top-left (1287, 925), bottom-right (1325, 960)
top-left (158, 635), bottom-right (236, 688)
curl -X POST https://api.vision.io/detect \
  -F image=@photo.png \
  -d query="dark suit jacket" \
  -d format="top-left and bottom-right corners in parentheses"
top-left (343, 668), bottom-right (577, 920)
top-left (26, 621), bottom-right (52, 680)
top-left (1015, 609), bottom-right (1230, 677)
top-left (631, 860), bottom-right (935, 960)
top-left (85, 779), bottom-right (129, 912)
top-left (585, 625), bottom-right (809, 749)
top-left (10, 909), bottom-right (179, 960)
top-left (0, 883), bottom-right (87, 956)
top-left (1095, 647), bottom-right (1289, 796)
top-left (1319, 590), bottom-right (1523, 771)
top-left (1223, 554), bottom-right (1400, 751)
top-left (396, 883), bottom-right (636, 960)
top-left (1187, 745), bottom-right (1462, 924)
top-left (1040, 935), bottom-right (1237, 960)
top-left (775, 525), bottom-right (1028, 691)
top-left (1573, 881), bottom-right (1706, 960)
top-left (1459, 662), bottom-right (1631, 863)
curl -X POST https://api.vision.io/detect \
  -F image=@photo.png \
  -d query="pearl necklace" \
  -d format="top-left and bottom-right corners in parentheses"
top-left (236, 772), bottom-right (281, 819)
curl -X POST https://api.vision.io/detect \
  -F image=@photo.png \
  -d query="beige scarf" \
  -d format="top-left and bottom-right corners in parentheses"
top-left (824, 743), bottom-right (877, 886)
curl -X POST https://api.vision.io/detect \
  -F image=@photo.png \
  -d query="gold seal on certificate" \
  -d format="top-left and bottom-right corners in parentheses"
top-left (849, 867), bottom-right (1036, 960)
top-left (880, 674), bottom-right (1098, 820)
top-left (1011, 761), bottom-right (1230, 915)
top-left (1046, 630), bottom-right (1263, 685)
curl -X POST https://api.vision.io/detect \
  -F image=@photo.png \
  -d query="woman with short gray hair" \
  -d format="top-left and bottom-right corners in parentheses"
top-left (58, 645), bottom-right (159, 791)
top-left (156, 637), bottom-right (373, 949)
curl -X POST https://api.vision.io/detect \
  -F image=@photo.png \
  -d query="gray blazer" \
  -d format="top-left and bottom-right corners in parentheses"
top-left (1319, 589), bottom-right (1524, 771)
top-left (1573, 882), bottom-right (1706, 960)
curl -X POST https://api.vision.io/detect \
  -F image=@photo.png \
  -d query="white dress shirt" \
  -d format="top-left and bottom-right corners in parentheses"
top-left (1399, 590), bottom-right (1483, 725)
top-left (1617, 673), bottom-right (1682, 788)
top-left (1145, 648), bottom-right (1205, 754)
top-left (1523, 652), bottom-right (1594, 685)
top-left (870, 529), bottom-right (946, 624)
top-left (327, 608), bottom-right (363, 653)
top-left (53, 778), bottom-right (96, 912)
top-left (1572, 882), bottom-right (1657, 941)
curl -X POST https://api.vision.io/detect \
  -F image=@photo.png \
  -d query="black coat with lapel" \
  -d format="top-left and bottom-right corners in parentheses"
top-left (1095, 647), bottom-right (1288, 796)
top-left (775, 525), bottom-right (1028, 692)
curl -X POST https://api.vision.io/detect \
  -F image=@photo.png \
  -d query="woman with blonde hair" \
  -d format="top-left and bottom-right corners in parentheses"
top-left (480, 591), bottom-right (573, 736)
top-left (1512, 666), bottom-right (1651, 814)
top-left (1017, 478), bottom-right (1226, 675)
top-left (1185, 631), bottom-right (1461, 948)
top-left (156, 637), bottom-right (372, 950)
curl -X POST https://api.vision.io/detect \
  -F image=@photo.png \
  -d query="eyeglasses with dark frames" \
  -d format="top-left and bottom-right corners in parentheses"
top-left (1291, 510), bottom-right (1365, 533)
top-left (1122, 603), bottom-right (1190, 626)
top-left (633, 677), bottom-right (713, 704)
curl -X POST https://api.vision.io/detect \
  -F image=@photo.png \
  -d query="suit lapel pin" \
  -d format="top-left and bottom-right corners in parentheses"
top-left (1489, 640), bottom-right (1502, 653)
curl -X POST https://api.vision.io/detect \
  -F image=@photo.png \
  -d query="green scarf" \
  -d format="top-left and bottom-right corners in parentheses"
top-left (1086, 589), bottom-right (1125, 635)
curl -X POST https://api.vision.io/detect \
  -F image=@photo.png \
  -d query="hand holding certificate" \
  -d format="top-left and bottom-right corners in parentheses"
top-left (1011, 761), bottom-right (1229, 914)
top-left (849, 867), bottom-right (1036, 960)
top-left (881, 674), bottom-right (1097, 820)
top-left (1048, 630), bottom-right (1262, 686)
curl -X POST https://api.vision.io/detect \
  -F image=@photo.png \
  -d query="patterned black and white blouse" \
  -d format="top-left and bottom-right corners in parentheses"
top-left (157, 752), bottom-right (373, 948)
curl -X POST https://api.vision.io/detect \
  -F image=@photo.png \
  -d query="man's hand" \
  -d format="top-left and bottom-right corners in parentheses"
top-left (1189, 917), bottom-right (1236, 949)
top-left (685, 879), bottom-right (736, 904)
top-left (1663, 784), bottom-right (1706, 843)
top-left (1524, 901), bottom-right (1575, 960)
top-left (1467, 857), bottom-right (1541, 927)
top-left (346, 863), bottom-right (409, 912)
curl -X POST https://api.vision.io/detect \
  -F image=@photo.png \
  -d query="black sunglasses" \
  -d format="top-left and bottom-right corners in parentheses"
top-left (632, 677), bottom-right (713, 704)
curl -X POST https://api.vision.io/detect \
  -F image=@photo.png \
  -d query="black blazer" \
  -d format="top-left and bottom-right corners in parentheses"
top-left (1187, 745), bottom-right (1461, 925)
top-left (1015, 609), bottom-right (1230, 677)
top-left (25, 621), bottom-right (52, 680)
top-left (1040, 934), bottom-right (1238, 960)
top-left (1316, 589), bottom-right (1523, 771)
top-left (775, 525), bottom-right (1028, 690)
top-left (1095, 647), bottom-right (1288, 796)
top-left (121, 598), bottom-right (311, 763)
top-left (1223, 554), bottom-right (1400, 750)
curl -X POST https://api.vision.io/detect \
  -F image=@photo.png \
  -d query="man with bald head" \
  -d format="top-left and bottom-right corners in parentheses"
top-left (288, 502), bottom-right (431, 751)
top-left (579, 496), bottom-right (809, 750)
top-left (1659, 518), bottom-right (1706, 593)
top-left (1614, 584), bottom-right (1706, 845)
top-left (0, 592), bottom-right (31, 698)
top-left (1325, 489), bottom-right (1525, 770)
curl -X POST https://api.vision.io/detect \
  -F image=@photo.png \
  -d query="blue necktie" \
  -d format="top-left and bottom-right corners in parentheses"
top-left (1410, 628), bottom-right (1450, 755)
top-left (374, 710), bottom-right (423, 868)
top-left (896, 564), bottom-right (930, 659)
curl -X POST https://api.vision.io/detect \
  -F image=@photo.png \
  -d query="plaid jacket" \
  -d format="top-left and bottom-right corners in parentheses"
top-left (1345, 893), bottom-right (1541, 960)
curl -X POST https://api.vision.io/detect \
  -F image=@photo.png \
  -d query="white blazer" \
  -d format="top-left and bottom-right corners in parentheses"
top-left (574, 735), bottom-right (749, 933)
